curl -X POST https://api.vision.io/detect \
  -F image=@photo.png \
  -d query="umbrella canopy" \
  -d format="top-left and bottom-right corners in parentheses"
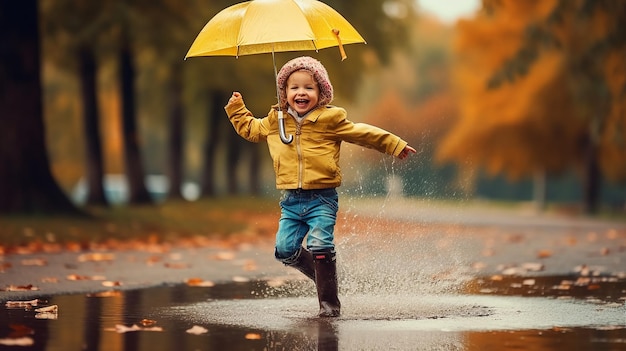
top-left (185, 0), bottom-right (365, 144)
top-left (185, 0), bottom-right (366, 60)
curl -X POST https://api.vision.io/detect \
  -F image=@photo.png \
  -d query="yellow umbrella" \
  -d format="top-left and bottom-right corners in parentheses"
top-left (185, 0), bottom-right (366, 60)
top-left (185, 0), bottom-right (366, 143)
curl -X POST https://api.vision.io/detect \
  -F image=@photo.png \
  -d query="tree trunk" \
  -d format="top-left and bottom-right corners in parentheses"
top-left (119, 31), bottom-right (152, 205)
top-left (582, 138), bottom-right (601, 214)
top-left (533, 169), bottom-right (546, 212)
top-left (248, 143), bottom-right (260, 195)
top-left (0, 0), bottom-right (81, 215)
top-left (200, 90), bottom-right (225, 197)
top-left (226, 124), bottom-right (242, 195)
top-left (166, 63), bottom-right (184, 200)
top-left (78, 45), bottom-right (108, 206)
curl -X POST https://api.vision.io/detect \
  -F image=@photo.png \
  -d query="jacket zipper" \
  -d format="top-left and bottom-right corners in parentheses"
top-left (295, 122), bottom-right (303, 189)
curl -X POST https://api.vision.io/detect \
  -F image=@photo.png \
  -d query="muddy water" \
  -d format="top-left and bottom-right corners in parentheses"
top-left (1, 277), bottom-right (625, 351)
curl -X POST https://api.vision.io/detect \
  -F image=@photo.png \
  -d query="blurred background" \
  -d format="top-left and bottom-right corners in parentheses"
top-left (2, 0), bottom-right (625, 216)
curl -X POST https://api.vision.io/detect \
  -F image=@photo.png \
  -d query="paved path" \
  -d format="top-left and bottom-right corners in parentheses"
top-left (1, 198), bottom-right (625, 300)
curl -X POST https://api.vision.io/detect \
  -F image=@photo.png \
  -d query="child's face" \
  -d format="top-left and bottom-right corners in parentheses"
top-left (286, 70), bottom-right (320, 116)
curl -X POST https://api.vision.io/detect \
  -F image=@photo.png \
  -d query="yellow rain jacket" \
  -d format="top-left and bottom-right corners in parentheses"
top-left (225, 101), bottom-right (408, 190)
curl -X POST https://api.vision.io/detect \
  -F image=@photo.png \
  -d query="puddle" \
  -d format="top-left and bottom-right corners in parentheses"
top-left (1, 278), bottom-right (625, 351)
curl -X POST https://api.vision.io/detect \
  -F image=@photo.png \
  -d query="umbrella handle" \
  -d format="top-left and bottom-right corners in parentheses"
top-left (278, 110), bottom-right (293, 144)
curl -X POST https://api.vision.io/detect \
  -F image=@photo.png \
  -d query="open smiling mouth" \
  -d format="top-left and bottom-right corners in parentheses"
top-left (295, 99), bottom-right (309, 106)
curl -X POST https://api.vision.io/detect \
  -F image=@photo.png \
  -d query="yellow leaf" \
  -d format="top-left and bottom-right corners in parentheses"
top-left (245, 333), bottom-right (262, 340)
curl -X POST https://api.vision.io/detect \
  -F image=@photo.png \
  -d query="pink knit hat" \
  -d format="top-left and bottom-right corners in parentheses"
top-left (276, 56), bottom-right (334, 110)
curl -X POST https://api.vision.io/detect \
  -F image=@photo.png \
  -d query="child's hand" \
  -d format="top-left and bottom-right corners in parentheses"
top-left (398, 145), bottom-right (417, 160)
top-left (228, 91), bottom-right (243, 105)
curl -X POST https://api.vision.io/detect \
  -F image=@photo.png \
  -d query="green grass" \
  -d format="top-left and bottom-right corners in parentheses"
top-left (0, 196), bottom-right (279, 249)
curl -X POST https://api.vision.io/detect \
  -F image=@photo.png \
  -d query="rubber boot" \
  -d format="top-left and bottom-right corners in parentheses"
top-left (313, 250), bottom-right (341, 317)
top-left (283, 247), bottom-right (316, 281)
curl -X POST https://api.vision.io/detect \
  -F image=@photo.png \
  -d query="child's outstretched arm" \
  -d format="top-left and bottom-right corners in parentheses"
top-left (398, 145), bottom-right (417, 160)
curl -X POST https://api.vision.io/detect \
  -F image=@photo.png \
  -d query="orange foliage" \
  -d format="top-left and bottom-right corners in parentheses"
top-left (413, 92), bottom-right (458, 140)
top-left (361, 90), bottom-right (413, 136)
top-left (438, 0), bottom-right (626, 181)
top-left (359, 89), bottom-right (457, 163)
top-left (439, 50), bottom-right (584, 179)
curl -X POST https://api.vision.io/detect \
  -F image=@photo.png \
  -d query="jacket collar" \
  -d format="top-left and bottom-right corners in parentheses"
top-left (287, 106), bottom-right (324, 123)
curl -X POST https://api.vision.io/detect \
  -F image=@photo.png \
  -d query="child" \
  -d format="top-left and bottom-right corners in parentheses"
top-left (225, 56), bottom-right (416, 317)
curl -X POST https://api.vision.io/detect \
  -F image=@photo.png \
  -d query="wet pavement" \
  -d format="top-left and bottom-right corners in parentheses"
top-left (1, 198), bottom-right (625, 350)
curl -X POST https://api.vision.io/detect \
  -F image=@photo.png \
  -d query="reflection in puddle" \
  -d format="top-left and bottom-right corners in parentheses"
top-left (1, 279), bottom-right (625, 351)
top-left (463, 274), bottom-right (626, 303)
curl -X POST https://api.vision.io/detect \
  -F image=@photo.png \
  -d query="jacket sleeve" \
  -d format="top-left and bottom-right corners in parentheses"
top-left (332, 108), bottom-right (408, 157)
top-left (224, 100), bottom-right (272, 143)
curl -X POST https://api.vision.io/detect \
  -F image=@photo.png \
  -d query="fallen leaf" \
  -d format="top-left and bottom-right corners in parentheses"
top-left (145, 255), bottom-right (162, 265)
top-left (265, 279), bottom-right (286, 288)
top-left (574, 265), bottom-right (590, 276)
top-left (501, 267), bottom-right (526, 275)
top-left (0, 262), bottom-right (12, 272)
top-left (471, 262), bottom-right (487, 270)
top-left (245, 333), bottom-right (262, 340)
top-left (78, 253), bottom-right (115, 262)
top-left (2, 285), bottom-right (39, 292)
top-left (553, 284), bottom-right (571, 291)
top-left (5, 299), bottom-right (41, 309)
top-left (595, 325), bottom-right (626, 330)
top-left (575, 277), bottom-right (591, 286)
top-left (242, 260), bottom-right (258, 271)
top-left (106, 324), bottom-right (163, 333)
top-left (536, 250), bottom-right (552, 259)
top-left (102, 281), bottom-right (122, 287)
top-left (0, 337), bottom-right (34, 346)
top-left (213, 251), bottom-right (236, 261)
top-left (186, 278), bottom-right (215, 287)
top-left (521, 263), bottom-right (544, 272)
top-left (168, 253), bottom-right (183, 260)
top-left (587, 232), bottom-right (598, 242)
top-left (20, 258), bottom-right (47, 266)
top-left (107, 324), bottom-right (140, 333)
top-left (35, 305), bottom-right (58, 320)
top-left (186, 325), bottom-right (209, 335)
top-left (140, 319), bottom-right (157, 327)
top-left (605, 229), bottom-right (618, 240)
top-left (66, 274), bottom-right (106, 281)
top-left (87, 291), bottom-right (122, 298)
top-left (35, 305), bottom-right (58, 313)
top-left (507, 234), bottom-right (525, 243)
top-left (164, 262), bottom-right (190, 269)
top-left (65, 242), bottom-right (82, 252)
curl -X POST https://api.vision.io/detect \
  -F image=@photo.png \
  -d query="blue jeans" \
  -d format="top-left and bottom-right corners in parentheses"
top-left (274, 188), bottom-right (339, 263)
